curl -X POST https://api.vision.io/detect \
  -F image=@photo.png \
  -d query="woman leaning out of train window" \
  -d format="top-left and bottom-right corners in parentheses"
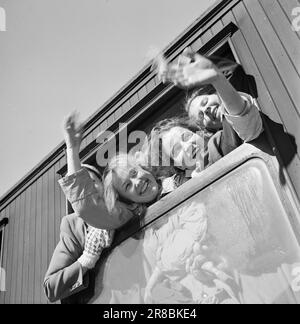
top-left (44, 113), bottom-right (119, 303)
top-left (148, 48), bottom-right (263, 180)
top-left (102, 153), bottom-right (161, 221)
top-left (58, 112), bottom-right (136, 230)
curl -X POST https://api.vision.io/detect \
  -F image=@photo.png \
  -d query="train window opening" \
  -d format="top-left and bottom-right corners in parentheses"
top-left (91, 40), bottom-right (260, 217)
top-left (134, 40), bottom-right (259, 209)
top-left (91, 151), bottom-right (300, 304)
top-left (61, 40), bottom-right (262, 233)
top-left (207, 40), bottom-right (237, 65)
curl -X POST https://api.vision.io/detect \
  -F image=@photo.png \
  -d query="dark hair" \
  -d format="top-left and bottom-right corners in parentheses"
top-left (185, 84), bottom-right (217, 114)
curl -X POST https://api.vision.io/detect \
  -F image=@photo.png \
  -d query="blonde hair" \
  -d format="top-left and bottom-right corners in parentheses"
top-left (81, 163), bottom-right (103, 196)
top-left (103, 153), bottom-right (146, 217)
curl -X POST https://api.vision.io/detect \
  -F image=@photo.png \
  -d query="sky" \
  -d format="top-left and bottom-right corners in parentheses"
top-left (0, 0), bottom-right (216, 198)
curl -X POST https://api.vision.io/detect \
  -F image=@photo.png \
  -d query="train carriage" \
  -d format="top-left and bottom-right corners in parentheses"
top-left (0, 0), bottom-right (299, 304)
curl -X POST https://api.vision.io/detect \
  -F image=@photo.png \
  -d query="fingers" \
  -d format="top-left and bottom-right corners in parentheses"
top-left (153, 53), bottom-right (168, 83)
top-left (192, 52), bottom-right (203, 62)
top-left (154, 48), bottom-right (192, 84)
top-left (63, 110), bottom-right (82, 132)
top-left (183, 47), bottom-right (207, 63)
top-left (177, 48), bottom-right (192, 67)
top-left (63, 114), bottom-right (74, 130)
top-left (178, 47), bottom-right (196, 66)
top-left (154, 47), bottom-right (207, 88)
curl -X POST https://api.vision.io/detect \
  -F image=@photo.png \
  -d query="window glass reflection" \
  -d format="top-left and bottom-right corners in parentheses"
top-left (90, 158), bottom-right (300, 304)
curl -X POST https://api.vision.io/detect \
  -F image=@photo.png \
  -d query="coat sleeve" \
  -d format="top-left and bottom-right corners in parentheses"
top-left (43, 216), bottom-right (87, 303)
top-left (222, 92), bottom-right (263, 142)
top-left (58, 168), bottom-right (134, 230)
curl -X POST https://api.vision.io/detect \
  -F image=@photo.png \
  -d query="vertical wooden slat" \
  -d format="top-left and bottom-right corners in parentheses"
top-left (10, 196), bottom-right (20, 303)
top-left (28, 180), bottom-right (36, 304)
top-left (92, 126), bottom-right (101, 142)
top-left (107, 115), bottom-right (115, 129)
top-left (230, 2), bottom-right (300, 198)
top-left (48, 166), bottom-right (57, 305)
top-left (137, 85), bottom-right (148, 103)
top-left (16, 191), bottom-right (26, 303)
top-left (224, 3), bottom-right (300, 190)
top-left (221, 10), bottom-right (283, 123)
top-left (54, 162), bottom-right (61, 246)
top-left (244, 0), bottom-right (300, 116)
top-left (201, 28), bottom-right (214, 44)
top-left (232, 2), bottom-right (300, 154)
top-left (41, 173), bottom-right (49, 304)
top-left (34, 176), bottom-right (42, 303)
top-left (114, 107), bottom-right (124, 123)
top-left (153, 75), bottom-right (160, 87)
top-left (129, 93), bottom-right (139, 108)
top-left (84, 132), bottom-right (94, 147)
top-left (211, 20), bottom-right (224, 36)
top-left (4, 202), bottom-right (15, 304)
top-left (277, 0), bottom-right (300, 40)
top-left (145, 77), bottom-right (156, 95)
top-left (100, 119), bottom-right (108, 131)
top-left (260, 0), bottom-right (300, 76)
top-left (190, 33), bottom-right (204, 52)
top-left (80, 137), bottom-right (88, 150)
top-left (53, 161), bottom-right (63, 305)
top-left (48, 167), bottom-right (55, 280)
top-left (22, 187), bottom-right (31, 303)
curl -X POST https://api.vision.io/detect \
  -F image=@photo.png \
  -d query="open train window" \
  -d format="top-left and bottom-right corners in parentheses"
top-left (59, 31), bottom-right (259, 229)
top-left (90, 142), bottom-right (300, 304)
top-left (208, 40), bottom-right (238, 64)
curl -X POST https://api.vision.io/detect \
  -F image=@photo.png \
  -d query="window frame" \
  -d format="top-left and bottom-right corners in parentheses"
top-left (111, 137), bottom-right (300, 249)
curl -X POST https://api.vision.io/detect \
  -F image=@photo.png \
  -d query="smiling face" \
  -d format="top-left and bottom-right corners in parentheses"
top-left (112, 165), bottom-right (159, 204)
top-left (160, 126), bottom-right (204, 170)
top-left (188, 93), bottom-right (223, 131)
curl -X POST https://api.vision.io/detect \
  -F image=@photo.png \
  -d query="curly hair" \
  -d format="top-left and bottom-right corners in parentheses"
top-left (142, 116), bottom-right (204, 179)
top-left (184, 84), bottom-right (217, 115)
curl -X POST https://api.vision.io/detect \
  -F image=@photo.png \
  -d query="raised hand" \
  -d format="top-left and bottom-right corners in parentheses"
top-left (63, 111), bottom-right (83, 150)
top-left (157, 47), bottom-right (220, 89)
